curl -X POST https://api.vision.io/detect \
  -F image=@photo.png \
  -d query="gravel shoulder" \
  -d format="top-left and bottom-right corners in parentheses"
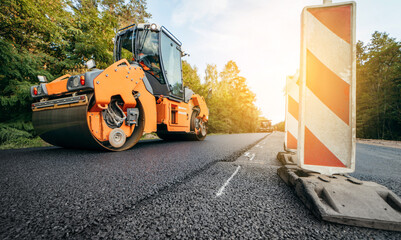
top-left (357, 138), bottom-right (401, 149)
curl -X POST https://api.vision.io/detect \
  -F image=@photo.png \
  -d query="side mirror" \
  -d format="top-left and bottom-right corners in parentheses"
top-left (85, 59), bottom-right (96, 70)
top-left (181, 51), bottom-right (190, 57)
top-left (37, 75), bottom-right (47, 83)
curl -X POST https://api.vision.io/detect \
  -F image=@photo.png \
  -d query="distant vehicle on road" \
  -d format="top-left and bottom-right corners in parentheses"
top-left (258, 119), bottom-right (273, 132)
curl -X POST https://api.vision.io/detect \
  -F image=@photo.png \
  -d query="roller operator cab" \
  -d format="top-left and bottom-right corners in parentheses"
top-left (31, 23), bottom-right (209, 151)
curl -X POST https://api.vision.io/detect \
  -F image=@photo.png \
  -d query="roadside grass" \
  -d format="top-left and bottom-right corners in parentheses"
top-left (140, 133), bottom-right (160, 140)
top-left (0, 137), bottom-right (51, 150)
top-left (207, 132), bottom-right (227, 136)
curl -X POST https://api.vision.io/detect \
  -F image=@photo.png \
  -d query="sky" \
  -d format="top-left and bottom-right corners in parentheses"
top-left (147, 0), bottom-right (401, 124)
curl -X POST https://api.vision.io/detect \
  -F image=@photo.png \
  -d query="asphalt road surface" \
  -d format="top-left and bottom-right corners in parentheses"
top-left (1, 132), bottom-right (400, 239)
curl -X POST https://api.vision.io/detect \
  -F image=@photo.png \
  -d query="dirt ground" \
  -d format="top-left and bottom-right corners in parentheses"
top-left (357, 138), bottom-right (401, 149)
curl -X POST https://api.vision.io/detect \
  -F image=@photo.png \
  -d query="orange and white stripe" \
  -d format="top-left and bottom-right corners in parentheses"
top-left (298, 2), bottom-right (356, 175)
top-left (285, 72), bottom-right (299, 152)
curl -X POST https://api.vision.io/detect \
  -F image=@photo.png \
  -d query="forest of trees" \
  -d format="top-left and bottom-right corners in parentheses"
top-left (0, 0), bottom-right (259, 149)
top-left (0, 1), bottom-right (400, 149)
top-left (182, 61), bottom-right (259, 134)
top-left (356, 32), bottom-right (401, 140)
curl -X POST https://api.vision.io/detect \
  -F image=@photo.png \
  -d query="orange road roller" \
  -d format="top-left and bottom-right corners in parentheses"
top-left (30, 23), bottom-right (208, 151)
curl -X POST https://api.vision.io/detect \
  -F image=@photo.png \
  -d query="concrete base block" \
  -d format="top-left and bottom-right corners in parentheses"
top-left (276, 152), bottom-right (297, 165)
top-left (277, 166), bottom-right (401, 232)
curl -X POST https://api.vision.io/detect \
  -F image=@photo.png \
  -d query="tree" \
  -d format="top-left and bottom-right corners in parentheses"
top-left (274, 121), bottom-right (285, 132)
top-left (182, 60), bottom-right (207, 97)
top-left (356, 32), bottom-right (401, 140)
top-left (204, 64), bottom-right (218, 87)
top-left (181, 60), bottom-right (260, 134)
top-left (207, 61), bottom-right (259, 133)
top-left (0, 0), bottom-right (151, 148)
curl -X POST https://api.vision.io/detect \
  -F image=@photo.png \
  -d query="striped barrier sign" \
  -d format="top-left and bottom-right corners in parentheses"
top-left (285, 72), bottom-right (299, 152)
top-left (298, 2), bottom-right (356, 175)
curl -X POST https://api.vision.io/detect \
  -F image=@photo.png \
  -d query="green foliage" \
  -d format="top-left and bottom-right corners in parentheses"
top-left (356, 32), bottom-right (401, 140)
top-left (0, 121), bottom-right (49, 149)
top-left (182, 60), bottom-right (208, 96)
top-left (0, 0), bottom-right (151, 149)
top-left (183, 60), bottom-right (260, 134)
top-left (274, 121), bottom-right (285, 132)
top-left (0, 122), bottom-right (32, 142)
top-left (0, 136), bottom-right (49, 150)
top-left (0, 39), bottom-right (48, 122)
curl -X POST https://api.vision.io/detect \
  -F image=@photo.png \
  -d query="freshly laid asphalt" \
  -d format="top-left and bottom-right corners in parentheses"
top-left (352, 143), bottom-right (401, 197)
top-left (1, 132), bottom-right (401, 239)
top-left (0, 133), bottom-right (265, 239)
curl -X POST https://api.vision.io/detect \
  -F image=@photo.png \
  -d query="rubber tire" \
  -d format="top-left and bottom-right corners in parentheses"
top-left (187, 109), bottom-right (207, 141)
top-left (156, 109), bottom-right (207, 141)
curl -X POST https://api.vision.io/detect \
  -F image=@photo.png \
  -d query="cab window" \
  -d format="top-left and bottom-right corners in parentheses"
top-left (160, 32), bottom-right (183, 98)
top-left (115, 30), bottom-right (133, 62)
top-left (135, 30), bottom-right (165, 83)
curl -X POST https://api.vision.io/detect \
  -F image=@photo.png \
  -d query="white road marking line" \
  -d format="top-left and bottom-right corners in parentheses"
top-left (216, 166), bottom-right (241, 197)
top-left (249, 153), bottom-right (256, 161)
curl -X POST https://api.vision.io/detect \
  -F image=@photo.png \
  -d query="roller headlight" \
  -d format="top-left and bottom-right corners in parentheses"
top-left (72, 76), bottom-right (80, 87)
